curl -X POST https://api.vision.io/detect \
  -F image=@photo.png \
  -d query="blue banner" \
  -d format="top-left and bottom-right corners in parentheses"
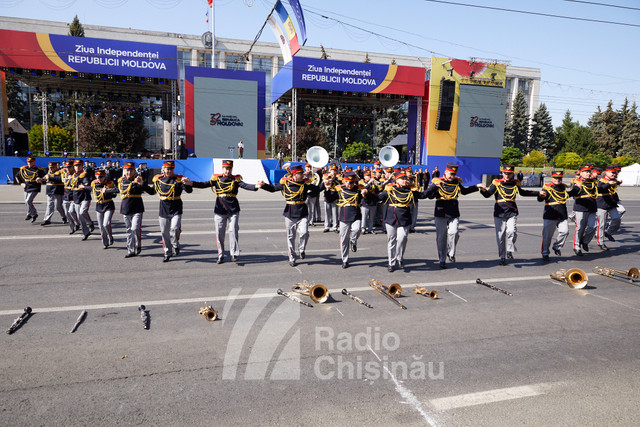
top-left (286, 0), bottom-right (307, 45)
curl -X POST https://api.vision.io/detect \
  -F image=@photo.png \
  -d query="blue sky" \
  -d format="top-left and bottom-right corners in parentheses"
top-left (3, 0), bottom-right (639, 127)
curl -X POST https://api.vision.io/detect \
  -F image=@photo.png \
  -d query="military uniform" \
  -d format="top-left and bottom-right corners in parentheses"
top-left (336, 172), bottom-right (365, 268)
top-left (189, 160), bottom-right (258, 263)
top-left (70, 160), bottom-right (94, 240)
top-left (425, 163), bottom-right (480, 268)
top-left (58, 160), bottom-right (80, 233)
top-left (375, 170), bottom-right (428, 272)
top-left (481, 165), bottom-right (539, 264)
top-left (304, 165), bottom-right (322, 226)
top-left (360, 171), bottom-right (380, 234)
top-left (16, 157), bottom-right (46, 221)
top-left (91, 171), bottom-right (117, 248)
top-left (110, 162), bottom-right (155, 257)
top-left (537, 171), bottom-right (580, 261)
top-left (595, 166), bottom-right (621, 249)
top-left (41, 162), bottom-right (67, 225)
top-left (322, 166), bottom-right (339, 232)
top-left (149, 161), bottom-right (193, 262)
top-left (262, 164), bottom-right (319, 266)
top-left (570, 165), bottom-right (598, 255)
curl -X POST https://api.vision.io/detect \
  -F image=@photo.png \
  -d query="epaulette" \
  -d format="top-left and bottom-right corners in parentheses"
top-left (492, 178), bottom-right (502, 185)
top-left (152, 174), bottom-right (163, 183)
top-left (210, 174), bottom-right (220, 182)
top-left (357, 183), bottom-right (366, 191)
top-left (175, 175), bottom-right (184, 182)
top-left (571, 178), bottom-right (580, 185)
top-left (303, 178), bottom-right (312, 185)
top-left (385, 183), bottom-right (395, 191)
top-left (543, 182), bottom-right (553, 188)
top-left (234, 175), bottom-right (243, 182)
top-left (79, 172), bottom-right (87, 178)
top-left (92, 179), bottom-right (100, 185)
top-left (514, 179), bottom-right (521, 187)
top-left (432, 178), bottom-right (442, 185)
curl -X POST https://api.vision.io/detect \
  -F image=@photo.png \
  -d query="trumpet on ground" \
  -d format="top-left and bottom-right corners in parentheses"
top-left (593, 266), bottom-right (640, 284)
top-left (292, 280), bottom-right (329, 304)
top-left (199, 304), bottom-right (218, 321)
top-left (550, 268), bottom-right (588, 289)
top-left (414, 286), bottom-right (438, 299)
top-left (369, 279), bottom-right (406, 309)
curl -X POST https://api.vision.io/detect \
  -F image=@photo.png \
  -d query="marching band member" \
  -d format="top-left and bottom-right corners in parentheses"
top-left (322, 164), bottom-right (339, 232)
top-left (570, 164), bottom-right (598, 256)
top-left (613, 164), bottom-right (626, 219)
top-left (595, 165), bottom-right (622, 250)
top-left (111, 162), bottom-right (154, 258)
top-left (261, 164), bottom-right (318, 267)
top-left (16, 157), bottom-right (46, 222)
top-left (91, 170), bottom-right (117, 249)
top-left (185, 160), bottom-right (261, 264)
top-left (406, 167), bottom-right (420, 233)
top-left (360, 170), bottom-right (379, 234)
top-left (40, 161), bottom-right (67, 226)
top-left (149, 160), bottom-right (193, 262)
top-left (480, 165), bottom-right (541, 265)
top-left (336, 171), bottom-right (367, 268)
top-left (375, 170), bottom-right (428, 272)
top-left (304, 163), bottom-right (321, 226)
top-left (425, 163), bottom-right (483, 268)
top-left (70, 159), bottom-right (94, 240)
top-left (61, 160), bottom-right (80, 233)
top-left (537, 171), bottom-right (580, 261)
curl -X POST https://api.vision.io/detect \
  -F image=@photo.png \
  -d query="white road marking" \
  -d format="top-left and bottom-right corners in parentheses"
top-left (429, 383), bottom-right (556, 411)
top-left (368, 344), bottom-right (440, 426)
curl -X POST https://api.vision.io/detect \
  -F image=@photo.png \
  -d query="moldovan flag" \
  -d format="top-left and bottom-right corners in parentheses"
top-left (267, 16), bottom-right (292, 64)
top-left (274, 0), bottom-right (300, 55)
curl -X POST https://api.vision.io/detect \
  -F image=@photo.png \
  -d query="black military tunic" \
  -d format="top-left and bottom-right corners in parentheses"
top-left (426, 176), bottom-right (478, 218)
top-left (190, 174), bottom-right (256, 215)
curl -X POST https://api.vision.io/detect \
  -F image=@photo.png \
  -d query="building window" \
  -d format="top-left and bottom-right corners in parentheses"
top-left (252, 56), bottom-right (271, 75)
top-left (198, 52), bottom-right (212, 68)
top-left (518, 79), bottom-right (530, 94)
top-left (226, 53), bottom-right (246, 70)
top-left (278, 57), bottom-right (284, 71)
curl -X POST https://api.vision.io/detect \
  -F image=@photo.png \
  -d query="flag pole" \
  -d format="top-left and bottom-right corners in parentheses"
top-left (211, 1), bottom-right (215, 68)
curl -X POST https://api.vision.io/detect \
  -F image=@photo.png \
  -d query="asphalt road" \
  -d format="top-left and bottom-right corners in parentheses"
top-left (1, 184), bottom-right (639, 426)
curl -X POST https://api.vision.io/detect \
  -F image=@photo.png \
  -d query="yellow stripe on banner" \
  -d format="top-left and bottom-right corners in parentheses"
top-left (371, 65), bottom-right (397, 94)
top-left (36, 33), bottom-right (76, 72)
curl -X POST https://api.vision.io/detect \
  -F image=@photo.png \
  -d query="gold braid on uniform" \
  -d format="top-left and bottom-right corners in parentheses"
top-left (92, 181), bottom-right (106, 203)
top-left (213, 176), bottom-right (235, 195)
top-left (118, 178), bottom-right (135, 199)
top-left (496, 181), bottom-right (518, 201)
top-left (154, 175), bottom-right (177, 200)
top-left (69, 174), bottom-right (81, 190)
top-left (390, 187), bottom-right (414, 207)
top-left (581, 180), bottom-right (598, 198)
top-left (336, 189), bottom-right (359, 207)
top-left (599, 178), bottom-right (617, 195)
top-left (545, 185), bottom-right (568, 204)
top-left (20, 167), bottom-right (39, 182)
top-left (434, 179), bottom-right (461, 200)
top-left (283, 180), bottom-right (304, 202)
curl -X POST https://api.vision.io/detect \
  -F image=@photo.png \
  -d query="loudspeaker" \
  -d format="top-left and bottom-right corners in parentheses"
top-left (161, 92), bottom-right (172, 122)
top-left (295, 100), bottom-right (306, 127)
top-left (435, 78), bottom-right (455, 131)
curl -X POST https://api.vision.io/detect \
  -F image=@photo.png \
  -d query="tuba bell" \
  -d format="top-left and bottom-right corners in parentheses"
top-left (291, 280), bottom-right (329, 304)
top-left (199, 303), bottom-right (218, 321)
top-left (306, 146), bottom-right (329, 169)
top-left (550, 268), bottom-right (588, 289)
top-left (378, 146), bottom-right (399, 168)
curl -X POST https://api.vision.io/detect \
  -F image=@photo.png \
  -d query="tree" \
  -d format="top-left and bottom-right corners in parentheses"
top-left (342, 141), bottom-right (373, 162)
top-left (376, 105), bottom-right (407, 148)
top-left (501, 147), bottom-right (523, 166)
top-left (320, 44), bottom-right (329, 59)
top-left (620, 102), bottom-right (640, 159)
top-left (5, 76), bottom-right (29, 125)
top-left (529, 104), bottom-right (555, 154)
top-left (503, 90), bottom-right (529, 151)
top-left (77, 115), bottom-right (148, 154)
top-left (593, 100), bottom-right (622, 156)
top-left (563, 125), bottom-right (597, 157)
top-left (295, 125), bottom-right (330, 157)
top-left (522, 150), bottom-right (546, 168)
top-left (612, 156), bottom-right (636, 167)
top-left (582, 152), bottom-right (612, 169)
top-left (68, 15), bottom-right (85, 37)
top-left (556, 110), bottom-right (578, 154)
top-left (28, 124), bottom-right (75, 153)
top-left (553, 152), bottom-right (583, 170)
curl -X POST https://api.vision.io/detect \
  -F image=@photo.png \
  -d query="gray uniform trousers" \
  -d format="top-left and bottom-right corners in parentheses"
top-left (411, 200), bottom-right (419, 230)
top-left (360, 205), bottom-right (374, 232)
top-left (542, 219), bottom-right (569, 256)
top-left (596, 207), bottom-right (621, 245)
top-left (96, 209), bottom-right (115, 247)
top-left (435, 216), bottom-right (459, 263)
top-left (159, 214), bottom-right (182, 256)
top-left (123, 212), bottom-right (143, 255)
top-left (314, 197), bottom-right (322, 222)
top-left (385, 223), bottom-right (409, 266)
top-left (494, 216), bottom-right (517, 259)
top-left (24, 191), bottom-right (38, 217)
top-left (214, 213), bottom-right (239, 257)
top-left (306, 196), bottom-right (319, 225)
top-left (285, 216), bottom-right (309, 262)
top-left (324, 201), bottom-right (337, 230)
top-left (339, 219), bottom-right (361, 263)
top-left (573, 211), bottom-right (596, 250)
top-left (75, 200), bottom-right (92, 236)
top-left (44, 194), bottom-right (65, 222)
top-left (63, 200), bottom-right (79, 231)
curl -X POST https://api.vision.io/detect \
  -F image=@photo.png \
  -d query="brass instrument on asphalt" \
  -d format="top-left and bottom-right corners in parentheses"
top-left (342, 289), bottom-right (373, 308)
top-left (277, 288), bottom-right (313, 308)
top-left (593, 266), bottom-right (640, 284)
top-left (292, 280), bottom-right (329, 304)
top-left (414, 286), bottom-right (438, 299)
top-left (549, 268), bottom-right (588, 289)
top-left (475, 278), bottom-right (513, 296)
top-left (199, 303), bottom-right (218, 321)
top-left (6, 307), bottom-right (32, 335)
top-left (70, 310), bottom-right (87, 333)
top-left (369, 279), bottom-right (406, 309)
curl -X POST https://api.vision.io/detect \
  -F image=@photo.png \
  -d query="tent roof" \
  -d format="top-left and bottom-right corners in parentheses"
top-left (8, 118), bottom-right (28, 134)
